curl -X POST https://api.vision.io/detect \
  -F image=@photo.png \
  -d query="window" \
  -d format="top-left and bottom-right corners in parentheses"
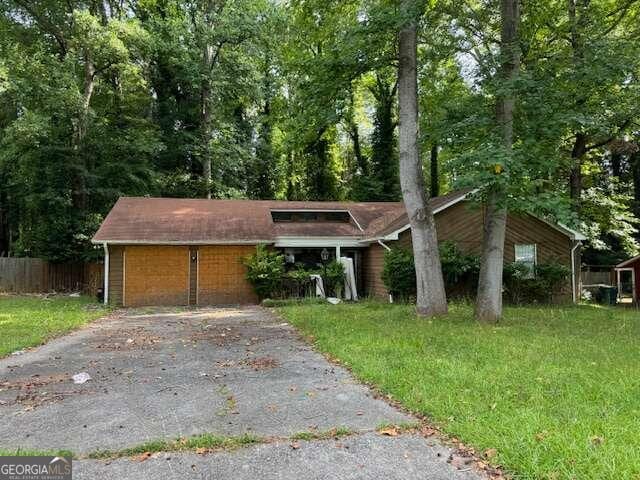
top-left (514, 244), bottom-right (537, 277)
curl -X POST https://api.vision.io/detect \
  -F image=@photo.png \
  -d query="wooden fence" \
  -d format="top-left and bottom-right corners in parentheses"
top-left (0, 258), bottom-right (103, 296)
top-left (581, 266), bottom-right (615, 287)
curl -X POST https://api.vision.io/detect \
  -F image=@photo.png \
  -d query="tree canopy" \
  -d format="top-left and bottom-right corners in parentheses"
top-left (0, 0), bottom-right (638, 264)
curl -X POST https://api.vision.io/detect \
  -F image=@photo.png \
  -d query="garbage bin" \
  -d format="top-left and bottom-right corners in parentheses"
top-left (597, 286), bottom-right (617, 305)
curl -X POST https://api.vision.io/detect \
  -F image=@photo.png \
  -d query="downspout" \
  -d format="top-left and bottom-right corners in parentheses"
top-left (378, 239), bottom-right (391, 251)
top-left (377, 240), bottom-right (393, 303)
top-left (103, 243), bottom-right (109, 305)
top-left (571, 240), bottom-right (581, 304)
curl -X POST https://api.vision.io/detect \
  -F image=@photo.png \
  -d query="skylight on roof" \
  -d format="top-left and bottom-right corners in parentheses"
top-left (271, 210), bottom-right (351, 223)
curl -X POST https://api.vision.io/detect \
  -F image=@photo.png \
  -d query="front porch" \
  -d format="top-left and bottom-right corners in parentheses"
top-left (274, 243), bottom-right (365, 300)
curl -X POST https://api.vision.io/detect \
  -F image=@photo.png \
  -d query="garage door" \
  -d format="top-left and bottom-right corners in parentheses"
top-left (198, 246), bottom-right (258, 305)
top-left (124, 246), bottom-right (189, 307)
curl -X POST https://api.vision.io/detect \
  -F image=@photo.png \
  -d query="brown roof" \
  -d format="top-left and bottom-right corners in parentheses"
top-left (364, 189), bottom-right (473, 238)
top-left (92, 189), bottom-right (587, 244)
top-left (92, 197), bottom-right (408, 243)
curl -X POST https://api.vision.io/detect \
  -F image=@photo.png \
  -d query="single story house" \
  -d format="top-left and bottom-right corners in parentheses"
top-left (92, 190), bottom-right (585, 307)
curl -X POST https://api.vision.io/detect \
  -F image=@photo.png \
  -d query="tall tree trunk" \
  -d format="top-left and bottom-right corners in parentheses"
top-left (349, 123), bottom-right (367, 176)
top-left (610, 151), bottom-right (622, 178)
top-left (475, 0), bottom-right (520, 323)
top-left (201, 43), bottom-right (214, 199)
top-left (567, 0), bottom-right (588, 209)
top-left (631, 148), bottom-right (640, 232)
top-left (370, 74), bottom-right (399, 200)
top-left (72, 49), bottom-right (95, 211)
top-left (397, 1), bottom-right (447, 317)
top-left (430, 143), bottom-right (439, 197)
top-left (569, 133), bottom-right (587, 205)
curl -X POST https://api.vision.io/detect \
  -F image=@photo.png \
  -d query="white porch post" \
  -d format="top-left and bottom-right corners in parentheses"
top-left (335, 245), bottom-right (341, 259)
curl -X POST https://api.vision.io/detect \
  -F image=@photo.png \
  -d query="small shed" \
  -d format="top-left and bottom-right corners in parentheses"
top-left (614, 256), bottom-right (640, 303)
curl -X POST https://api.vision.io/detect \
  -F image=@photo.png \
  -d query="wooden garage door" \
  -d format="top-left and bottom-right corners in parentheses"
top-left (198, 245), bottom-right (258, 305)
top-left (124, 246), bottom-right (189, 307)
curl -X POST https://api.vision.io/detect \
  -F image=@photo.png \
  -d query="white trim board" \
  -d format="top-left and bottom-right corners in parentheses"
top-left (615, 254), bottom-right (640, 268)
top-left (274, 237), bottom-right (366, 248)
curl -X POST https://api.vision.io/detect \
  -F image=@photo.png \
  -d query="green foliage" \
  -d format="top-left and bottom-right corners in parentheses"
top-left (243, 245), bottom-right (285, 299)
top-left (0, 0), bottom-right (638, 267)
top-left (384, 243), bottom-right (570, 304)
top-left (503, 261), bottom-right (571, 304)
top-left (322, 260), bottom-right (346, 297)
top-left (382, 248), bottom-right (416, 300)
top-left (439, 241), bottom-right (480, 288)
top-left (383, 243), bottom-right (481, 301)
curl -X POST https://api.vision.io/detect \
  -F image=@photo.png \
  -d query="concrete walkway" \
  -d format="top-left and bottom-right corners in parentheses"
top-left (0, 307), bottom-right (485, 479)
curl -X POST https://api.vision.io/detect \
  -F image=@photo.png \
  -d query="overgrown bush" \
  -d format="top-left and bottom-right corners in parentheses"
top-left (244, 247), bottom-right (346, 300)
top-left (439, 241), bottom-right (480, 297)
top-left (243, 245), bottom-right (285, 299)
top-left (282, 266), bottom-right (317, 298)
top-left (322, 260), bottom-right (345, 297)
top-left (503, 261), bottom-right (571, 304)
top-left (382, 248), bottom-right (416, 300)
top-left (382, 243), bottom-right (570, 305)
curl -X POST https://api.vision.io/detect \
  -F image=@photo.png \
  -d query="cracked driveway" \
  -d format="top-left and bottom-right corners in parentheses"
top-left (0, 306), bottom-right (484, 479)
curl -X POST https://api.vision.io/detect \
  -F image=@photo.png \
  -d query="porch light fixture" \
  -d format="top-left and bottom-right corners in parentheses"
top-left (321, 248), bottom-right (330, 262)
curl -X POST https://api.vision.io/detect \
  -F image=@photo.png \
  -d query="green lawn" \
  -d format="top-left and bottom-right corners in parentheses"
top-left (279, 302), bottom-right (640, 480)
top-left (0, 295), bottom-right (106, 357)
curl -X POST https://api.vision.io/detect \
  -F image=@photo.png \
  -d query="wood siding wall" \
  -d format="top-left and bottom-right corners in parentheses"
top-left (108, 245), bottom-right (124, 306)
top-left (364, 201), bottom-right (576, 300)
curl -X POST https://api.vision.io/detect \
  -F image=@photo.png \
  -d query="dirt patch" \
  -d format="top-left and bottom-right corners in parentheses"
top-left (92, 327), bottom-right (165, 351)
top-left (8, 389), bottom-right (96, 410)
top-left (0, 373), bottom-right (70, 391)
top-left (241, 357), bottom-right (279, 371)
top-left (190, 326), bottom-right (242, 346)
top-left (0, 374), bottom-right (96, 411)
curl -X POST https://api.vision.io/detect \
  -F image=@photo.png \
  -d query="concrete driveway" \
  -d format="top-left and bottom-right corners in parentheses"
top-left (0, 307), bottom-right (485, 479)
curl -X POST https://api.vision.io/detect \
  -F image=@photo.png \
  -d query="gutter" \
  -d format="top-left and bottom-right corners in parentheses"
top-left (103, 243), bottom-right (109, 305)
top-left (571, 241), bottom-right (581, 303)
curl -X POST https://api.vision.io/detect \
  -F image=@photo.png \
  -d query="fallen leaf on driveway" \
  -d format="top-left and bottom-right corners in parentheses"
top-left (135, 452), bottom-right (153, 462)
top-left (379, 426), bottom-right (400, 437)
top-left (290, 442), bottom-right (300, 450)
top-left (420, 426), bottom-right (437, 437)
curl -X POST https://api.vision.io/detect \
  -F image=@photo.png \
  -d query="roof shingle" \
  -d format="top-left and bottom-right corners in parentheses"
top-left (92, 197), bottom-right (407, 243)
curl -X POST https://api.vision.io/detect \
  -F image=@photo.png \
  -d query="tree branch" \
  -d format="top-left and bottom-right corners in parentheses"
top-left (13, 0), bottom-right (68, 58)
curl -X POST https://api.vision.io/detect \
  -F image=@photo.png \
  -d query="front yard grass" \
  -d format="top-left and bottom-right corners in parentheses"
top-left (280, 302), bottom-right (640, 480)
top-left (0, 295), bottom-right (106, 357)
